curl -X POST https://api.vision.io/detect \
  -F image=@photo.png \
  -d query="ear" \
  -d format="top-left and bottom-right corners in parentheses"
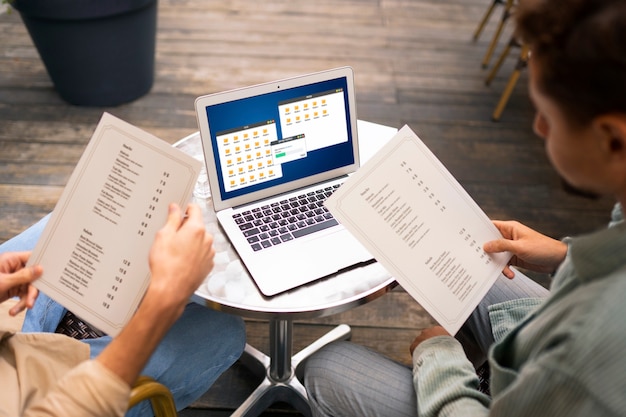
top-left (592, 115), bottom-right (626, 194)
top-left (593, 114), bottom-right (626, 161)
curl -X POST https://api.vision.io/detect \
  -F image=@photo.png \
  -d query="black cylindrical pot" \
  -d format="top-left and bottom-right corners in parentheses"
top-left (12, 0), bottom-right (157, 106)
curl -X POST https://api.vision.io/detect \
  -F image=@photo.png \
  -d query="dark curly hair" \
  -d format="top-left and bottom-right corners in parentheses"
top-left (515, 0), bottom-right (626, 125)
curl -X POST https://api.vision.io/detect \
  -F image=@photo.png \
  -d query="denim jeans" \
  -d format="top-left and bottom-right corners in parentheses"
top-left (1, 215), bottom-right (247, 416)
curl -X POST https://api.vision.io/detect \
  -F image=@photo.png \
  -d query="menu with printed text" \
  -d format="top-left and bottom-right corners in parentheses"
top-left (28, 113), bottom-right (201, 336)
top-left (325, 125), bottom-right (511, 334)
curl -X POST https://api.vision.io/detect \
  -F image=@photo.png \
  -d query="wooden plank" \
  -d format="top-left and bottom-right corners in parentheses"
top-left (189, 320), bottom-right (420, 413)
top-left (0, 1), bottom-right (619, 414)
top-left (0, 184), bottom-right (62, 242)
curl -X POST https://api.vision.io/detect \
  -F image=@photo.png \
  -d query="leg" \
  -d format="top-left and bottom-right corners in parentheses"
top-left (85, 302), bottom-right (246, 417)
top-left (0, 214), bottom-right (69, 333)
top-left (21, 290), bottom-right (68, 333)
top-left (304, 341), bottom-right (417, 417)
top-left (455, 269), bottom-right (549, 366)
top-left (0, 213), bottom-right (50, 253)
top-left (24, 298), bottom-right (246, 416)
top-left (304, 270), bottom-right (550, 417)
top-left (4, 215), bottom-right (248, 416)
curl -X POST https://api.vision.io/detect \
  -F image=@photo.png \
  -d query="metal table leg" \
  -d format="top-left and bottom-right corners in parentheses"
top-left (232, 319), bottom-right (351, 417)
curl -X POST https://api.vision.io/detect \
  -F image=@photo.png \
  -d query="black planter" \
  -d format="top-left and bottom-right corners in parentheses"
top-left (12, 0), bottom-right (157, 106)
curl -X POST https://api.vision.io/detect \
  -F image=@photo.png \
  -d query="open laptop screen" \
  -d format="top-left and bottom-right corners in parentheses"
top-left (198, 75), bottom-right (356, 205)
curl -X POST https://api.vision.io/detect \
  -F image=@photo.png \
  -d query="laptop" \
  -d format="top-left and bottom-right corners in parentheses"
top-left (194, 67), bottom-right (373, 296)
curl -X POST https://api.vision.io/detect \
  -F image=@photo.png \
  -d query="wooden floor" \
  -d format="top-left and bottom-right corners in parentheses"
top-left (0, 1), bottom-right (615, 415)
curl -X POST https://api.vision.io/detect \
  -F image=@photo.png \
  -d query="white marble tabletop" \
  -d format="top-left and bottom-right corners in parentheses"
top-left (175, 121), bottom-right (398, 319)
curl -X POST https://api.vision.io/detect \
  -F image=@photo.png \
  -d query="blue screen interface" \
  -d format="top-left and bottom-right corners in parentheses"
top-left (202, 77), bottom-right (355, 202)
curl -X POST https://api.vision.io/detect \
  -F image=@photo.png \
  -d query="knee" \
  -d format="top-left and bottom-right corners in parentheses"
top-left (144, 308), bottom-right (246, 408)
top-left (187, 304), bottom-right (246, 361)
top-left (216, 313), bottom-right (247, 357)
top-left (304, 341), bottom-right (356, 391)
top-left (162, 304), bottom-right (247, 368)
top-left (304, 342), bottom-right (369, 417)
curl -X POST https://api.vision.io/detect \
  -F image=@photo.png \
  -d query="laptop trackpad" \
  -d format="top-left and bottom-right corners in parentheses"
top-left (247, 230), bottom-right (373, 296)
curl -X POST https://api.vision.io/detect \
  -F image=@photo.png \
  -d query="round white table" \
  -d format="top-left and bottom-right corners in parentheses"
top-left (175, 121), bottom-right (398, 417)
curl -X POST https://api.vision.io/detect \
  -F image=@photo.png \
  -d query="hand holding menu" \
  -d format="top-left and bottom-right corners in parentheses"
top-left (27, 113), bottom-right (202, 336)
top-left (325, 125), bottom-right (511, 334)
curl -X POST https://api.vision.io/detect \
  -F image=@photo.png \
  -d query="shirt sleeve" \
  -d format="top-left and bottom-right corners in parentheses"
top-left (413, 336), bottom-right (491, 417)
top-left (23, 360), bottom-right (131, 417)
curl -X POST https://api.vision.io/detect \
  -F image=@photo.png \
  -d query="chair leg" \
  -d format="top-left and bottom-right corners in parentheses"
top-left (148, 392), bottom-right (178, 417)
top-left (485, 36), bottom-right (516, 86)
top-left (129, 376), bottom-right (178, 417)
top-left (480, 0), bottom-right (515, 68)
top-left (492, 70), bottom-right (521, 121)
top-left (492, 44), bottom-right (530, 121)
top-left (472, 0), bottom-right (501, 41)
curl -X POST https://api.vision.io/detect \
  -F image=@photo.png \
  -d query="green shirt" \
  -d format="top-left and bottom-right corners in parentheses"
top-left (413, 205), bottom-right (626, 416)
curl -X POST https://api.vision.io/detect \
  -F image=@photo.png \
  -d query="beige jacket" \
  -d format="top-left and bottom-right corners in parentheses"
top-left (0, 331), bottom-right (130, 417)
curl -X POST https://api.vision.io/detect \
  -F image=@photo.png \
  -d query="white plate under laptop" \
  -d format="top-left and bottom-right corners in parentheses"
top-left (194, 66), bottom-right (373, 296)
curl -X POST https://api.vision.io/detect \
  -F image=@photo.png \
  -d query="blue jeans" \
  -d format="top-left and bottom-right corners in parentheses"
top-left (303, 272), bottom-right (549, 417)
top-left (1, 215), bottom-right (247, 417)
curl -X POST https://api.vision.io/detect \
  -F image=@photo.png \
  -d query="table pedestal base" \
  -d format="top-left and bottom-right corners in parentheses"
top-left (232, 320), bottom-right (351, 417)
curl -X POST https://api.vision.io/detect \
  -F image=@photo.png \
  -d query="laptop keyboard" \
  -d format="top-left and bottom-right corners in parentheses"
top-left (233, 184), bottom-right (341, 252)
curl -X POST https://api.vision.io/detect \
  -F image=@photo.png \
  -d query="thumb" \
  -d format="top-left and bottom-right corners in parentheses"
top-left (5, 264), bottom-right (43, 287)
top-left (163, 203), bottom-right (184, 232)
top-left (1, 264), bottom-right (42, 305)
top-left (483, 238), bottom-right (515, 254)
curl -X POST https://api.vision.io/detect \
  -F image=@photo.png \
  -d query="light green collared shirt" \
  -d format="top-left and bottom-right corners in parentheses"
top-left (413, 204), bottom-right (626, 417)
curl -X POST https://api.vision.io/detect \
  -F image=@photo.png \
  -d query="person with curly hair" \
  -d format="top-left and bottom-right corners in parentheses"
top-left (303, 1), bottom-right (626, 416)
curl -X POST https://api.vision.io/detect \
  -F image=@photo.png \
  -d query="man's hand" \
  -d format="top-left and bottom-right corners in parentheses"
top-left (97, 203), bottom-right (216, 385)
top-left (410, 326), bottom-right (450, 355)
top-left (0, 251), bottom-right (42, 316)
top-left (484, 220), bottom-right (568, 279)
top-left (147, 203), bottom-right (215, 312)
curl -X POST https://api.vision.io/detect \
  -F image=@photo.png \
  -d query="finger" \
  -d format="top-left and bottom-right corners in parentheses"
top-left (9, 286), bottom-right (38, 316)
top-left (11, 251), bottom-right (31, 267)
top-left (409, 326), bottom-right (449, 354)
top-left (4, 264), bottom-right (43, 289)
top-left (0, 251), bottom-right (31, 273)
top-left (483, 238), bottom-right (515, 254)
top-left (183, 203), bottom-right (203, 226)
top-left (490, 220), bottom-right (507, 233)
top-left (164, 203), bottom-right (184, 231)
top-left (502, 266), bottom-right (515, 279)
top-left (491, 220), bottom-right (519, 239)
top-left (7, 283), bottom-right (36, 316)
top-left (25, 284), bottom-right (39, 308)
top-left (9, 297), bottom-right (28, 316)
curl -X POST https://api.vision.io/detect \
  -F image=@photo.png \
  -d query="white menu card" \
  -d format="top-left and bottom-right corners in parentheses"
top-left (28, 113), bottom-right (202, 336)
top-left (325, 125), bottom-right (511, 334)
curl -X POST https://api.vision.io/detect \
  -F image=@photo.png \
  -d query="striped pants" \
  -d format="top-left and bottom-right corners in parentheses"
top-left (303, 271), bottom-right (549, 417)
